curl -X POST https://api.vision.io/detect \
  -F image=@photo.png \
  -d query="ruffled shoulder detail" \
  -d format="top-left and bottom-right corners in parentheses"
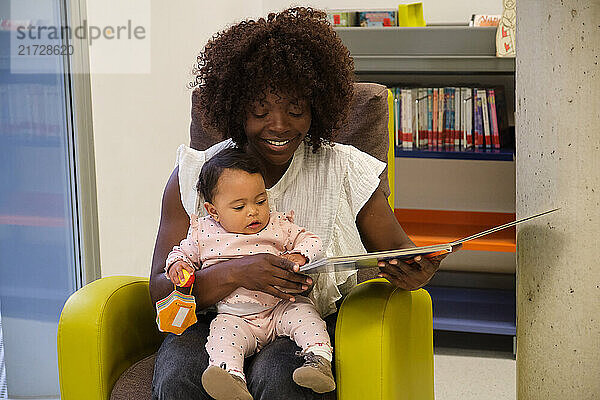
top-left (189, 214), bottom-right (200, 230)
top-left (175, 140), bottom-right (235, 216)
top-left (339, 144), bottom-right (386, 219)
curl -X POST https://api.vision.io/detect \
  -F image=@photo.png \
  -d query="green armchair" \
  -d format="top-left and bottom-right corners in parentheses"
top-left (57, 83), bottom-right (434, 399)
top-left (57, 276), bottom-right (434, 399)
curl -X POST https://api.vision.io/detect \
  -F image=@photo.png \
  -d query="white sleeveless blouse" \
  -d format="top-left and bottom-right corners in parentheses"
top-left (176, 139), bottom-right (386, 317)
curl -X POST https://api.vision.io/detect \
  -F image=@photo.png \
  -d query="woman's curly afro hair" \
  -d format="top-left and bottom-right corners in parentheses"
top-left (191, 7), bottom-right (354, 151)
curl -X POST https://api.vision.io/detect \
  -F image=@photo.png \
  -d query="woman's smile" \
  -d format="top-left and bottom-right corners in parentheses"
top-left (261, 135), bottom-right (300, 153)
top-left (265, 138), bottom-right (291, 146)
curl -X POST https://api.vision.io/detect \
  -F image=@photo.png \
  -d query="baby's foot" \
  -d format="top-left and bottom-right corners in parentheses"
top-left (202, 365), bottom-right (253, 400)
top-left (292, 352), bottom-right (336, 393)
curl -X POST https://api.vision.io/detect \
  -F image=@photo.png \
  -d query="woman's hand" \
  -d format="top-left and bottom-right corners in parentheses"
top-left (231, 253), bottom-right (313, 302)
top-left (356, 189), bottom-right (464, 291)
top-left (377, 244), bottom-right (463, 290)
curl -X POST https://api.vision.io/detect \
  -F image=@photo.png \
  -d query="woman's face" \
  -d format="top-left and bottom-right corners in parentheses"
top-left (244, 91), bottom-right (311, 167)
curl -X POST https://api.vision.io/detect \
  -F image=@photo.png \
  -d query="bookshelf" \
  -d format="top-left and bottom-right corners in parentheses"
top-left (337, 26), bottom-right (517, 337)
top-left (335, 26), bottom-right (514, 74)
top-left (395, 147), bottom-right (514, 161)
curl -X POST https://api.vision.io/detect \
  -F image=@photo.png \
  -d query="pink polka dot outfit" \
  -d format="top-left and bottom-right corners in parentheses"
top-left (165, 210), bottom-right (331, 381)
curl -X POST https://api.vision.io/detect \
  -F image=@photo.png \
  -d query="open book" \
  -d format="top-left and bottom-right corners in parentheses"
top-left (299, 208), bottom-right (558, 274)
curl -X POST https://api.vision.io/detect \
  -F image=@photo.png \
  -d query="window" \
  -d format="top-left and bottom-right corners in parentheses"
top-left (0, 0), bottom-right (98, 396)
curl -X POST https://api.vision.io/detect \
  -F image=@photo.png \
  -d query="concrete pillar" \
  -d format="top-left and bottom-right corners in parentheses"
top-left (515, 1), bottom-right (600, 399)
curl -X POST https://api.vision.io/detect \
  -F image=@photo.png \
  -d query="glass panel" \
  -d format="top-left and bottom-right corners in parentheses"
top-left (0, 0), bottom-right (79, 397)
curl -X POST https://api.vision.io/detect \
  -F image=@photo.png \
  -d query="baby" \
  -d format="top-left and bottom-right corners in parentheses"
top-left (165, 147), bottom-right (335, 400)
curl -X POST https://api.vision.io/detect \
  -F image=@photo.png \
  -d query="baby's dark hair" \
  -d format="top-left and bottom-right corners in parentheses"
top-left (191, 7), bottom-right (354, 151)
top-left (197, 147), bottom-right (265, 203)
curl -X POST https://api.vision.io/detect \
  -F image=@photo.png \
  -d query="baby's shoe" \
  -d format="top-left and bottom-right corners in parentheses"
top-left (201, 364), bottom-right (253, 400)
top-left (292, 351), bottom-right (336, 393)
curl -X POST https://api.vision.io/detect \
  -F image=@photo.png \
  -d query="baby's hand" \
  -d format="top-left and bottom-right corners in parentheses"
top-left (281, 252), bottom-right (308, 266)
top-left (168, 261), bottom-right (195, 286)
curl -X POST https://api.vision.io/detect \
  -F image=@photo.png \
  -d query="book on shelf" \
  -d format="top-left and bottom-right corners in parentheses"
top-left (300, 208), bottom-right (559, 274)
top-left (435, 88), bottom-right (442, 148)
top-left (393, 88), bottom-right (401, 147)
top-left (450, 88), bottom-right (455, 149)
top-left (474, 90), bottom-right (484, 148)
top-left (488, 89), bottom-right (501, 149)
top-left (432, 88), bottom-right (438, 148)
top-left (426, 88), bottom-right (433, 148)
top-left (478, 89), bottom-right (491, 149)
top-left (326, 9), bottom-right (397, 27)
top-left (454, 87), bottom-right (461, 148)
top-left (437, 87), bottom-right (444, 148)
top-left (462, 88), bottom-right (473, 149)
top-left (443, 88), bottom-right (449, 149)
top-left (358, 10), bottom-right (397, 27)
top-left (326, 10), bottom-right (358, 27)
top-left (417, 88), bottom-right (425, 148)
top-left (401, 88), bottom-right (413, 149)
top-left (470, 14), bottom-right (501, 27)
top-left (440, 88), bottom-right (446, 149)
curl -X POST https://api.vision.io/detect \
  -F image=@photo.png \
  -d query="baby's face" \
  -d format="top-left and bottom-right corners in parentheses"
top-left (209, 169), bottom-right (270, 234)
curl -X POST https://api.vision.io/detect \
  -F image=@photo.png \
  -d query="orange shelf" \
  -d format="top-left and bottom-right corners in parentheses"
top-left (394, 209), bottom-right (516, 253)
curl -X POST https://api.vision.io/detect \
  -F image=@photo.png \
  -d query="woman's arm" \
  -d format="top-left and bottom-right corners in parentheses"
top-left (356, 188), bottom-right (458, 290)
top-left (149, 167), bottom-right (311, 307)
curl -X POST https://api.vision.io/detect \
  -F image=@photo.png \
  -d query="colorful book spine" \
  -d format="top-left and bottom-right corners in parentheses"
top-left (462, 88), bottom-right (473, 149)
top-left (437, 88), bottom-right (443, 148)
top-left (394, 88), bottom-right (402, 147)
top-left (444, 88), bottom-right (452, 148)
top-left (418, 89), bottom-right (427, 148)
top-left (432, 88), bottom-right (438, 149)
top-left (412, 88), bottom-right (419, 148)
top-left (454, 87), bottom-right (461, 148)
top-left (488, 89), bottom-right (500, 149)
top-left (412, 88), bottom-right (419, 149)
top-left (427, 88), bottom-right (433, 150)
top-left (400, 88), bottom-right (406, 149)
top-left (415, 88), bottom-right (421, 148)
top-left (402, 88), bottom-right (413, 149)
top-left (474, 91), bottom-right (484, 148)
top-left (478, 89), bottom-right (491, 149)
top-left (419, 88), bottom-right (427, 148)
top-left (450, 88), bottom-right (456, 150)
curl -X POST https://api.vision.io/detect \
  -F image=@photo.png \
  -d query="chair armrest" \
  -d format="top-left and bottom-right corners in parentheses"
top-left (335, 278), bottom-right (434, 400)
top-left (58, 276), bottom-right (164, 400)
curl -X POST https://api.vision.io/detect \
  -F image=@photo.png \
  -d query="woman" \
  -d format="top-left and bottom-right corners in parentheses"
top-left (150, 8), bottom-right (457, 400)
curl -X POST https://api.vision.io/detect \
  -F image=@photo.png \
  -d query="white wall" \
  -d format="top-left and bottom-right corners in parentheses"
top-left (90, 1), bottom-right (263, 277)
top-left (90, 0), bottom-right (503, 278)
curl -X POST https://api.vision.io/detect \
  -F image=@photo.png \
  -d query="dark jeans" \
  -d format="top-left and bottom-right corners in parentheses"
top-left (152, 311), bottom-right (337, 400)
